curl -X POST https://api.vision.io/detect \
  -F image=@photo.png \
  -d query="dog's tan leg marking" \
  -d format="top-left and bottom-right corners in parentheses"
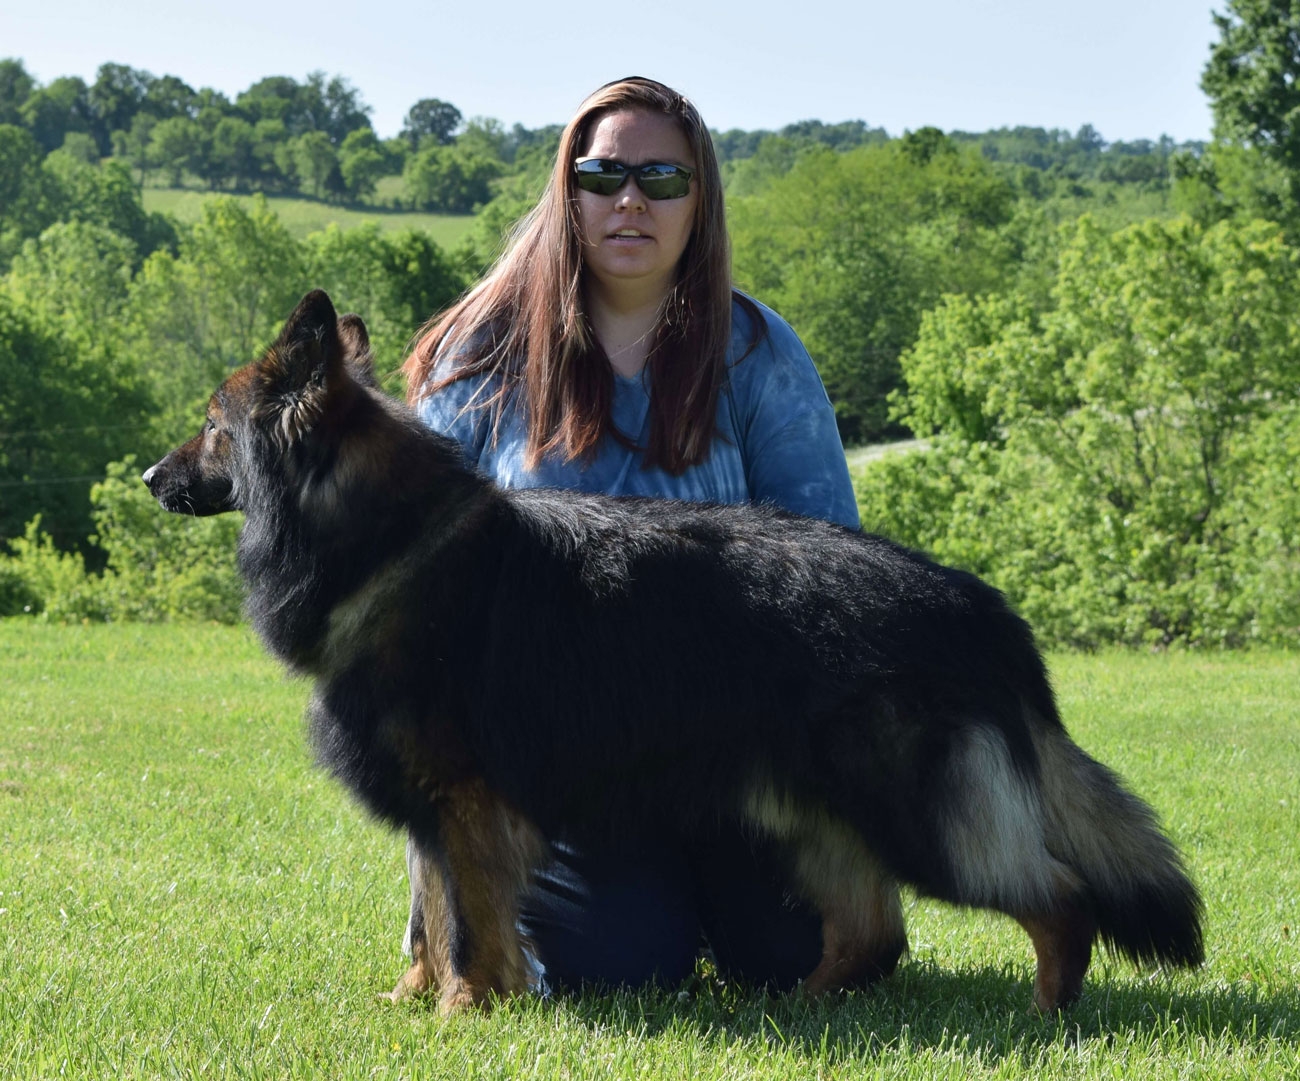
top-left (800, 869), bottom-right (907, 995)
top-left (383, 938), bottom-right (440, 1003)
top-left (381, 838), bottom-right (449, 1003)
top-left (429, 781), bottom-right (546, 1016)
top-left (743, 784), bottom-right (908, 996)
top-left (1015, 900), bottom-right (1097, 1012)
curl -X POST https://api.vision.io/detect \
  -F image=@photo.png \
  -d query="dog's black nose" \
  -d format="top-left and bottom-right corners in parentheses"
top-left (142, 464), bottom-right (159, 492)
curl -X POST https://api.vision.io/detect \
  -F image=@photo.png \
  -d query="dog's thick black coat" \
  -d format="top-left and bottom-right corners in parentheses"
top-left (143, 291), bottom-right (1203, 1014)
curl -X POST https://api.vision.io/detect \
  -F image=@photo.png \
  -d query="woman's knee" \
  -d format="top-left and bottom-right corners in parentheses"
top-left (520, 841), bottom-right (701, 992)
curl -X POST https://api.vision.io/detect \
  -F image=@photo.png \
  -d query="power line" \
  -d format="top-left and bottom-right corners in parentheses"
top-left (0, 476), bottom-right (107, 489)
top-left (0, 422), bottom-right (153, 440)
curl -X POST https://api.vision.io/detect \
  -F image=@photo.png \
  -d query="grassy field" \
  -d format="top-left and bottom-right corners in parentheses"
top-left (1, 623), bottom-right (1297, 1079)
top-left (142, 187), bottom-right (478, 248)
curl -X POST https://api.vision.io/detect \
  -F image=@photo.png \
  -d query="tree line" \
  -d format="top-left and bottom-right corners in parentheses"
top-left (0, 58), bottom-right (561, 211)
top-left (2, 0), bottom-right (1298, 646)
top-left (1, 57), bottom-right (1204, 214)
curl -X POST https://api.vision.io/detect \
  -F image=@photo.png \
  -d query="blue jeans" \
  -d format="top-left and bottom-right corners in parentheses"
top-left (517, 827), bottom-right (823, 992)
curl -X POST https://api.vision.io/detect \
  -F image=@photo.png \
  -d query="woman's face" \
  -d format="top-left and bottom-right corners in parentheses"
top-left (575, 109), bottom-right (699, 304)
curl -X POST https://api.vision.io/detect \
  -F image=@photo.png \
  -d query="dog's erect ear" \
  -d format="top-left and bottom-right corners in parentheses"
top-left (256, 290), bottom-right (342, 446)
top-left (338, 313), bottom-right (380, 389)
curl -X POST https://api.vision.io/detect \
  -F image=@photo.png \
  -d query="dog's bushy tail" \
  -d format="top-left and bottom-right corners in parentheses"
top-left (1034, 726), bottom-right (1204, 969)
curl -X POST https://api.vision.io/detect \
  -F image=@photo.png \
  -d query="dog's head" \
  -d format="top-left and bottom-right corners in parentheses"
top-left (142, 290), bottom-right (378, 516)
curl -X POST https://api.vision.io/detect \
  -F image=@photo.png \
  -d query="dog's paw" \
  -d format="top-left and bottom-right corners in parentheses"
top-left (379, 961), bottom-right (436, 1003)
top-left (437, 977), bottom-right (490, 1016)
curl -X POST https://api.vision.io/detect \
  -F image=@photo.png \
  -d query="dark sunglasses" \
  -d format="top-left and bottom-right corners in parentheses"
top-left (573, 157), bottom-right (695, 200)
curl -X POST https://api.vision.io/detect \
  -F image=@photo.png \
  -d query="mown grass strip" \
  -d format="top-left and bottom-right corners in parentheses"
top-left (142, 188), bottom-right (477, 248)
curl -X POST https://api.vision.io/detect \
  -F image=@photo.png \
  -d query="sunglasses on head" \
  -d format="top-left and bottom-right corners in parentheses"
top-left (573, 157), bottom-right (695, 200)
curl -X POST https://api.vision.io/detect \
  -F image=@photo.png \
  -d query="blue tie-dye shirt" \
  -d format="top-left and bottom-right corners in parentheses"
top-left (414, 296), bottom-right (860, 530)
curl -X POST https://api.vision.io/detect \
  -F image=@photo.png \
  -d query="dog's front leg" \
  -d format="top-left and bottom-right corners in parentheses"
top-left (382, 833), bottom-right (447, 1002)
top-left (403, 781), bottom-right (546, 1015)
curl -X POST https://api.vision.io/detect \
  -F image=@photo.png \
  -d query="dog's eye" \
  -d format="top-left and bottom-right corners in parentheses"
top-left (205, 419), bottom-right (217, 433)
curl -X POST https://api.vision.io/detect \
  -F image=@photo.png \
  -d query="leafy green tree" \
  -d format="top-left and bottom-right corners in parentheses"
top-left (305, 71), bottom-right (372, 143)
top-left (305, 224), bottom-right (466, 389)
top-left (401, 97), bottom-right (462, 148)
top-left (0, 124), bottom-right (64, 267)
top-left (292, 130), bottom-right (337, 197)
top-left (780, 118), bottom-right (889, 152)
top-left (1073, 123), bottom-right (1105, 155)
top-left (899, 125), bottom-right (952, 165)
top-left (4, 220), bottom-right (138, 344)
top-left (0, 517), bottom-right (105, 620)
top-left (502, 122), bottom-right (562, 163)
top-left (730, 137), bottom-right (1017, 443)
top-left (889, 291), bottom-right (1046, 445)
top-left (237, 72), bottom-right (371, 144)
top-left (376, 230), bottom-right (469, 334)
top-left (458, 117), bottom-right (509, 162)
top-left (86, 457), bottom-right (244, 623)
top-left (380, 134), bottom-right (410, 180)
top-left (188, 105), bottom-right (234, 188)
top-left (0, 58), bottom-right (36, 127)
top-left (209, 115), bottom-right (257, 188)
top-left (193, 87), bottom-right (233, 114)
top-left (236, 75), bottom-right (302, 128)
top-left (711, 127), bottom-right (767, 163)
top-left (58, 131), bottom-right (99, 163)
top-left (954, 126), bottom-right (1076, 171)
top-left (40, 152), bottom-right (173, 258)
top-left (721, 135), bottom-right (802, 195)
top-left (1194, 4), bottom-right (1300, 234)
top-left (466, 126), bottom-right (560, 256)
top-left (1203, 0), bottom-right (1300, 174)
top-left (1175, 140), bottom-right (1300, 234)
top-left (141, 74), bottom-right (197, 120)
top-left (863, 215), bottom-right (1300, 647)
top-left (403, 143), bottom-right (499, 212)
top-left (1214, 401), bottom-right (1300, 640)
top-left (469, 138), bottom-right (555, 262)
top-left (19, 75), bottom-right (92, 153)
top-left (0, 289), bottom-right (152, 549)
top-left (250, 118), bottom-right (293, 189)
top-left (124, 195), bottom-right (308, 438)
top-left (149, 115), bottom-right (202, 185)
top-left (338, 127), bottom-right (387, 199)
top-left (1096, 152), bottom-right (1165, 185)
top-left (112, 111), bottom-right (158, 187)
top-left (713, 119), bottom-right (889, 165)
top-left (87, 63), bottom-right (151, 155)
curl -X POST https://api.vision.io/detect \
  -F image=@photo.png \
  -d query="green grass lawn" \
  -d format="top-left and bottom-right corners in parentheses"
top-left (142, 187), bottom-right (477, 248)
top-left (1, 624), bottom-right (1297, 1078)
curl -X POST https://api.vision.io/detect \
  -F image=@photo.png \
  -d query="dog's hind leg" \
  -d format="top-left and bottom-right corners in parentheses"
top-left (744, 789), bottom-right (907, 995)
top-left (938, 724), bottom-right (1097, 1011)
top-left (795, 828), bottom-right (907, 995)
top-left (1015, 899), bottom-right (1098, 1013)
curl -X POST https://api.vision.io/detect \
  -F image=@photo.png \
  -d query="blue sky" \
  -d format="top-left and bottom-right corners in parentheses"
top-left (3, 0), bottom-right (1219, 143)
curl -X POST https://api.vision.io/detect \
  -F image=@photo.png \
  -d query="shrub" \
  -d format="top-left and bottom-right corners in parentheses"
top-left (859, 216), bottom-right (1300, 648)
top-left (89, 457), bottom-right (243, 622)
top-left (0, 458), bottom-right (243, 623)
top-left (0, 516), bottom-right (108, 621)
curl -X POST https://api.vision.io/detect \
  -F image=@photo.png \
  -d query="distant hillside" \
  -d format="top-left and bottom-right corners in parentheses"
top-left (141, 188), bottom-right (477, 248)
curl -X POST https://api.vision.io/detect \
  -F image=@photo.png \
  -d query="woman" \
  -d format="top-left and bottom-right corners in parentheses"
top-left (401, 76), bottom-right (859, 992)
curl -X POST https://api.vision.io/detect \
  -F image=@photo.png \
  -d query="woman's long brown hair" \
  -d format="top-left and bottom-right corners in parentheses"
top-left (401, 76), bottom-right (748, 474)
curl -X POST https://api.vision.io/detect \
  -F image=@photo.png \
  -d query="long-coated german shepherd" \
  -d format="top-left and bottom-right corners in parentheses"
top-left (143, 291), bottom-right (1203, 1015)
